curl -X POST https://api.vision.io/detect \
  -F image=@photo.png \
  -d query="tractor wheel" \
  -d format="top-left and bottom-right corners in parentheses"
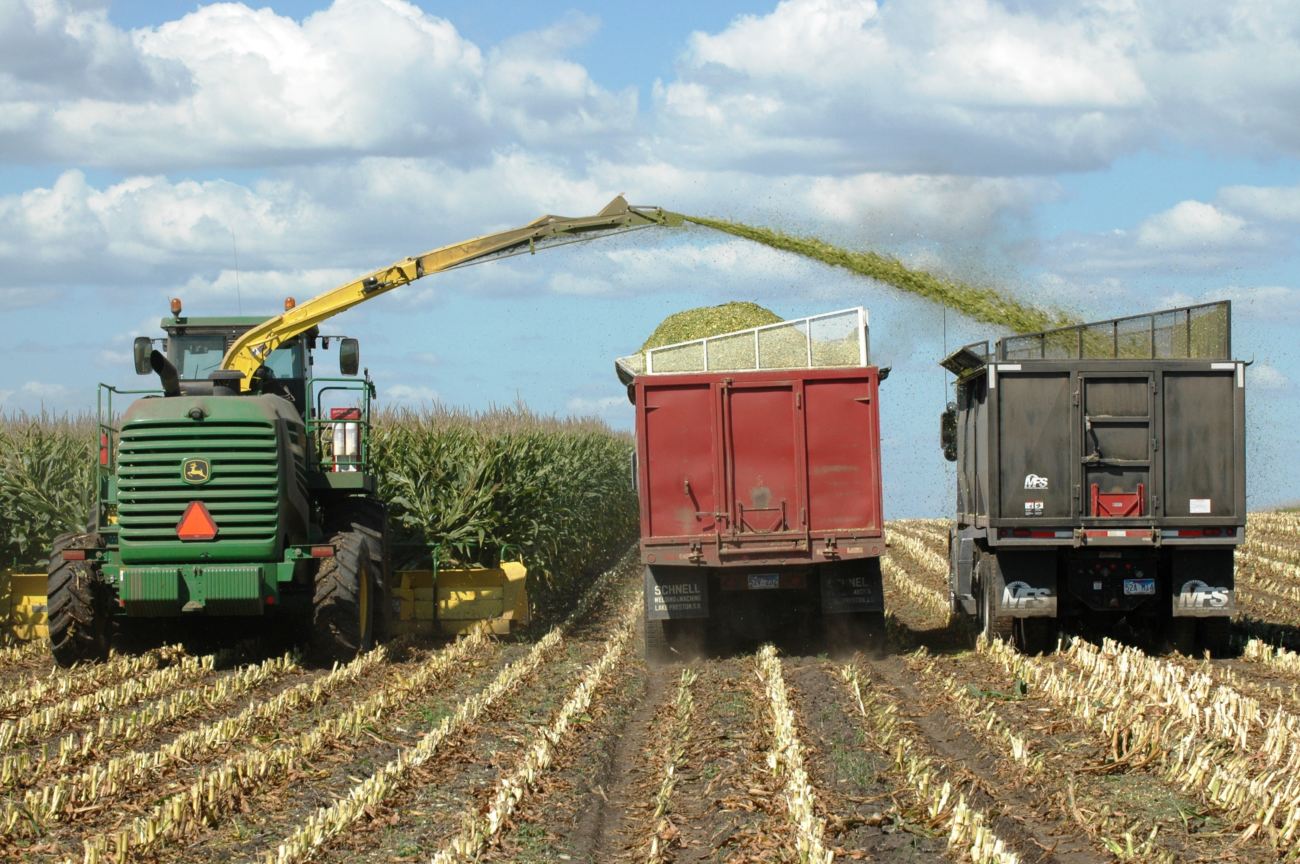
top-left (47, 532), bottom-right (111, 668)
top-left (311, 530), bottom-right (377, 665)
top-left (324, 500), bottom-right (390, 640)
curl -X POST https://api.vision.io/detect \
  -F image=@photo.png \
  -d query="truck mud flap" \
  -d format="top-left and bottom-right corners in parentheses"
top-left (820, 560), bottom-right (883, 614)
top-left (644, 567), bottom-right (709, 621)
top-left (988, 551), bottom-right (1057, 618)
top-left (1170, 549), bottom-right (1235, 618)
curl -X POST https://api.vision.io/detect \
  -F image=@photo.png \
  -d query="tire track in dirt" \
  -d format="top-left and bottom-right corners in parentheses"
top-left (783, 656), bottom-right (950, 863)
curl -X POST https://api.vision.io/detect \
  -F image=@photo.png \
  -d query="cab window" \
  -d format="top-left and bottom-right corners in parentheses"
top-left (169, 334), bottom-right (304, 380)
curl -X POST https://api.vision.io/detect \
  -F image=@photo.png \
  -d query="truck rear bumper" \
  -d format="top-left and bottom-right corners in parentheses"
top-left (641, 532), bottom-right (885, 568)
top-left (643, 560), bottom-right (883, 621)
top-left (965, 544), bottom-right (1236, 619)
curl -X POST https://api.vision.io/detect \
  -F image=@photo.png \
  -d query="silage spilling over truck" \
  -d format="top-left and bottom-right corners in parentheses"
top-left (940, 301), bottom-right (1245, 655)
top-left (617, 307), bottom-right (888, 660)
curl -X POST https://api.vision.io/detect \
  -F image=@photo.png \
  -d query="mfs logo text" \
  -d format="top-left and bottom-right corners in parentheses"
top-left (1024, 473), bottom-right (1049, 490)
top-left (1176, 580), bottom-right (1232, 610)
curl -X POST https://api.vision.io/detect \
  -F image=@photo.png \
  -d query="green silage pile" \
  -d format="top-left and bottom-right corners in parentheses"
top-left (641, 302), bottom-right (782, 349)
top-left (685, 215), bottom-right (1074, 334)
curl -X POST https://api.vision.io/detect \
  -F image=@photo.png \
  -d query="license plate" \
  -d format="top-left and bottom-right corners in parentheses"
top-left (1123, 578), bottom-right (1155, 596)
top-left (748, 573), bottom-right (780, 590)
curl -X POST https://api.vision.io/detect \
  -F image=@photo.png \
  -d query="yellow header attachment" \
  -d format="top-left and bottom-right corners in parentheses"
top-left (221, 196), bottom-right (682, 388)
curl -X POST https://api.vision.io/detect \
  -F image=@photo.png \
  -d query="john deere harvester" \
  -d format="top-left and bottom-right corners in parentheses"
top-left (47, 197), bottom-right (680, 666)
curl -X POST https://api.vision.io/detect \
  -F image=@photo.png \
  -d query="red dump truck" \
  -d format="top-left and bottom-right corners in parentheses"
top-left (616, 308), bottom-right (887, 661)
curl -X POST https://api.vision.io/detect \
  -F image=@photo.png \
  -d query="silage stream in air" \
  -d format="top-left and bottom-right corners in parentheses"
top-left (684, 215), bottom-right (1075, 335)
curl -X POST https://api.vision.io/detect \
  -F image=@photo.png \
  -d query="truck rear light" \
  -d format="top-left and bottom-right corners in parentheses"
top-left (1003, 528), bottom-right (1056, 539)
top-left (310, 546), bottom-right (335, 558)
top-left (176, 501), bottom-right (219, 541)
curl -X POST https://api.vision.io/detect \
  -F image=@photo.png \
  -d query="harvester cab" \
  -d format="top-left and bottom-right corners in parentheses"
top-left (45, 196), bottom-right (681, 667)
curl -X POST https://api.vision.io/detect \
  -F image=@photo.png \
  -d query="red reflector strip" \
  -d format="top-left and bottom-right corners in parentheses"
top-left (1176, 528), bottom-right (1227, 538)
top-left (1083, 529), bottom-right (1147, 538)
top-left (1005, 529), bottom-right (1057, 538)
top-left (310, 546), bottom-right (335, 558)
top-left (176, 501), bottom-right (218, 541)
top-left (63, 550), bottom-right (86, 561)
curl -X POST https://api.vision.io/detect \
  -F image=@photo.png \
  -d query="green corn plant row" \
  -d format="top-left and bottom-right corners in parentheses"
top-left (0, 405), bottom-right (638, 627)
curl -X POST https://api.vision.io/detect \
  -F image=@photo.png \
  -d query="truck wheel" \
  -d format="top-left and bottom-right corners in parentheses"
top-left (1013, 618), bottom-right (1056, 655)
top-left (1163, 619), bottom-right (1197, 655)
top-left (978, 573), bottom-right (1013, 645)
top-left (311, 531), bottom-right (377, 665)
top-left (1198, 618), bottom-right (1234, 658)
top-left (47, 532), bottom-right (111, 668)
top-left (644, 619), bottom-right (705, 665)
top-left (644, 619), bottom-right (671, 665)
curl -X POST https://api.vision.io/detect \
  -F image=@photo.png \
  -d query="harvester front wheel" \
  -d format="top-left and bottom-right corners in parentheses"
top-left (311, 531), bottom-right (377, 665)
top-left (47, 532), bottom-right (111, 668)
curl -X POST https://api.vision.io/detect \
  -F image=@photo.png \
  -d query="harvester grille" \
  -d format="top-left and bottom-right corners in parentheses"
top-left (116, 421), bottom-right (280, 557)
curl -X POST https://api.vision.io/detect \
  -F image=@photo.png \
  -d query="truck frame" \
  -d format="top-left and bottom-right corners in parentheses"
top-left (940, 301), bottom-right (1245, 655)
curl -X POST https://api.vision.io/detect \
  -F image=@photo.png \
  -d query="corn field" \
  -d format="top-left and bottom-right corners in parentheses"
top-left (0, 517), bottom-right (1294, 862)
top-left (0, 407), bottom-right (637, 622)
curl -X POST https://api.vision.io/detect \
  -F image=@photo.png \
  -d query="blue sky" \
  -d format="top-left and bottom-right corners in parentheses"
top-left (2, 0), bottom-right (1298, 515)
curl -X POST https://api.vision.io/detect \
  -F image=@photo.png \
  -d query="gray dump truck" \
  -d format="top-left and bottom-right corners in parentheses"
top-left (940, 301), bottom-right (1244, 655)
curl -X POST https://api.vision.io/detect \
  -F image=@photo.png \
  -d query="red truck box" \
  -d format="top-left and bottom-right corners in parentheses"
top-left (618, 308), bottom-right (887, 658)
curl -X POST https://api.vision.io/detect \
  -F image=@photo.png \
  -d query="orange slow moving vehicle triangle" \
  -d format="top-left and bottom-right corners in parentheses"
top-left (176, 500), bottom-right (219, 541)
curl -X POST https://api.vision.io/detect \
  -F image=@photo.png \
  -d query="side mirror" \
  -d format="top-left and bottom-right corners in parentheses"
top-left (133, 337), bottom-right (153, 375)
top-left (339, 338), bottom-right (360, 376)
top-left (878, 365), bottom-right (891, 383)
top-left (940, 402), bottom-right (958, 462)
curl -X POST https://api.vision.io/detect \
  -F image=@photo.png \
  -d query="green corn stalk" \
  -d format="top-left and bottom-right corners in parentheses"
top-left (0, 406), bottom-right (637, 623)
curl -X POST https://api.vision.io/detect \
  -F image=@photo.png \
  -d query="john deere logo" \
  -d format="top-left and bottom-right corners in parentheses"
top-left (182, 459), bottom-right (211, 485)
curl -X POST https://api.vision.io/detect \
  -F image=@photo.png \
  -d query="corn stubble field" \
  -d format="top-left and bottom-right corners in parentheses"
top-left (1, 513), bottom-right (1300, 863)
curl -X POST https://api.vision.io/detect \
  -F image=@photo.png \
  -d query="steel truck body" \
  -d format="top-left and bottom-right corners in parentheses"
top-left (940, 301), bottom-right (1245, 653)
top-left (619, 308), bottom-right (887, 657)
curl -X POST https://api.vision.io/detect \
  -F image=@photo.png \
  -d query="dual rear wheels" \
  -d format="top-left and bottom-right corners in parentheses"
top-left (1165, 617), bottom-right (1233, 658)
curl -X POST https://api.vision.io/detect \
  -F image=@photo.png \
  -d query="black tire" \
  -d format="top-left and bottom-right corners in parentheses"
top-left (1198, 617), bottom-right (1234, 658)
top-left (1013, 617), bottom-right (1056, 655)
top-left (644, 618), bottom-right (671, 665)
top-left (324, 499), bottom-right (390, 640)
top-left (1164, 618), bottom-right (1197, 655)
top-left (978, 559), bottom-right (1013, 645)
top-left (47, 532), bottom-right (111, 668)
top-left (948, 528), bottom-right (963, 618)
top-left (644, 618), bottom-right (706, 665)
top-left (311, 530), bottom-right (377, 665)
